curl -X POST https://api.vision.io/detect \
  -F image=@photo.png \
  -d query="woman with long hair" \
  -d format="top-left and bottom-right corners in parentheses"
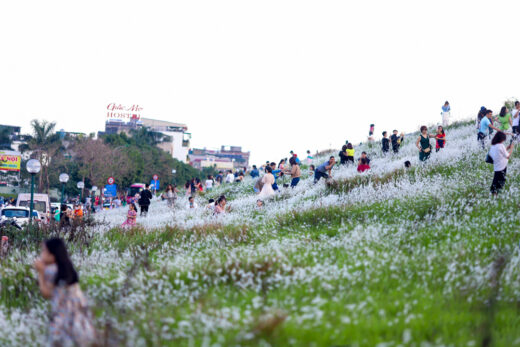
top-left (34, 238), bottom-right (96, 346)
top-left (497, 106), bottom-right (512, 132)
top-left (258, 166), bottom-right (276, 199)
top-left (489, 131), bottom-right (514, 195)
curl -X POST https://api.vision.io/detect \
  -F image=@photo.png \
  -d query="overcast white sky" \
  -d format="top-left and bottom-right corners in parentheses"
top-left (1, 0), bottom-right (519, 165)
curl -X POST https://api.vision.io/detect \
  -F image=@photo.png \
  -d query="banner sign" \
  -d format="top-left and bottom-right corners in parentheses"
top-left (0, 151), bottom-right (22, 172)
top-left (150, 179), bottom-right (160, 191)
top-left (106, 103), bottom-right (143, 120)
top-left (104, 184), bottom-right (117, 198)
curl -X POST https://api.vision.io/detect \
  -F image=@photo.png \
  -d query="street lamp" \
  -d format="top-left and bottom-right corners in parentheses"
top-left (171, 169), bottom-right (176, 185)
top-left (26, 159), bottom-right (41, 225)
top-left (59, 173), bottom-right (69, 205)
top-left (91, 186), bottom-right (98, 213)
top-left (77, 181), bottom-right (85, 203)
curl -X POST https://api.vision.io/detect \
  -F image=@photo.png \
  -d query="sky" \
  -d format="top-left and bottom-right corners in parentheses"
top-left (1, 0), bottom-right (519, 165)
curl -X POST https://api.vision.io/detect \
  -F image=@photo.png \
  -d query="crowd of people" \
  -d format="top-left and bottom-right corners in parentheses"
top-left (27, 100), bottom-right (520, 346)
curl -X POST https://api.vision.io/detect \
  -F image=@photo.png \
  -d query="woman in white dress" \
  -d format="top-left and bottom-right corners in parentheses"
top-left (258, 166), bottom-right (275, 199)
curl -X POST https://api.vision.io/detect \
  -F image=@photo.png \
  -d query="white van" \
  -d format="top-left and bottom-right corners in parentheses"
top-left (16, 193), bottom-right (50, 223)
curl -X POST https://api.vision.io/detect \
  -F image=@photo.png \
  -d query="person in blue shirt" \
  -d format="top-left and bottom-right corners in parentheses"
top-left (269, 162), bottom-right (281, 190)
top-left (250, 165), bottom-right (259, 178)
top-left (314, 156), bottom-right (336, 183)
top-left (441, 101), bottom-right (451, 126)
top-left (478, 109), bottom-right (500, 148)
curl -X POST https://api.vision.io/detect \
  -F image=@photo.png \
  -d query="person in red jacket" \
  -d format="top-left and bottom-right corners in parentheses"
top-left (357, 158), bottom-right (371, 173)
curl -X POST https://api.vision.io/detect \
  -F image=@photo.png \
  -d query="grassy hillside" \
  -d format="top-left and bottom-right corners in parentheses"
top-left (2, 120), bottom-right (520, 346)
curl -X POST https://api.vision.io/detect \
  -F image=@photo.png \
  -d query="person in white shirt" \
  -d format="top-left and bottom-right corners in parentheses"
top-left (225, 170), bottom-right (235, 184)
top-left (205, 175), bottom-right (214, 191)
top-left (512, 101), bottom-right (520, 135)
top-left (187, 196), bottom-right (198, 209)
top-left (489, 131), bottom-right (514, 195)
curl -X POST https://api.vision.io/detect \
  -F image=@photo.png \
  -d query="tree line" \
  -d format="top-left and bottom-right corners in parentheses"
top-left (6, 120), bottom-right (216, 197)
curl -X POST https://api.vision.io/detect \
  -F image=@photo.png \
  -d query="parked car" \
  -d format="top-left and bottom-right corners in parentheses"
top-left (126, 183), bottom-right (145, 203)
top-left (16, 193), bottom-right (50, 224)
top-left (0, 206), bottom-right (40, 227)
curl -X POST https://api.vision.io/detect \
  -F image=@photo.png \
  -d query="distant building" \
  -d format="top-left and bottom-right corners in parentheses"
top-left (99, 117), bottom-right (191, 163)
top-left (0, 124), bottom-right (29, 152)
top-left (57, 129), bottom-right (87, 140)
top-left (189, 146), bottom-right (250, 170)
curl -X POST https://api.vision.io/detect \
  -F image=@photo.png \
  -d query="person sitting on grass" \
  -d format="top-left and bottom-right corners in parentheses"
top-left (122, 203), bottom-right (137, 228)
top-left (187, 196), bottom-right (198, 209)
top-left (214, 196), bottom-right (227, 215)
top-left (357, 158), bottom-right (371, 173)
top-left (358, 151), bottom-right (370, 166)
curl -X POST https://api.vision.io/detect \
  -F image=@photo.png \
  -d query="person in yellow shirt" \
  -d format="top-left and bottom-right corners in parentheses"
top-left (346, 143), bottom-right (355, 164)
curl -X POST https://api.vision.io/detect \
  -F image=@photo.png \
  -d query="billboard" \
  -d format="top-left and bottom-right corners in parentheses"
top-left (106, 103), bottom-right (143, 120)
top-left (0, 151), bottom-right (22, 172)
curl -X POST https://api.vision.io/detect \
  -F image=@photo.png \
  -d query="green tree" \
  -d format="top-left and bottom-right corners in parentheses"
top-left (25, 120), bottom-right (62, 193)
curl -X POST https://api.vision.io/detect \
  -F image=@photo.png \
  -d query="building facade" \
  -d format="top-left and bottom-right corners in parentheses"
top-left (188, 146), bottom-right (250, 170)
top-left (100, 117), bottom-right (191, 163)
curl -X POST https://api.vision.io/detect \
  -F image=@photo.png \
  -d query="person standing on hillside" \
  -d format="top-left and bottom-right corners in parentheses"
top-left (284, 156), bottom-right (301, 187)
top-left (496, 106), bottom-right (512, 132)
top-left (306, 150), bottom-right (313, 164)
top-left (512, 101), bottom-right (520, 135)
top-left (205, 175), bottom-right (214, 192)
top-left (441, 101), bottom-right (451, 126)
top-left (416, 126), bottom-right (436, 162)
top-left (138, 184), bottom-right (153, 217)
top-left (339, 145), bottom-right (348, 165)
top-left (314, 156), bottom-right (336, 183)
top-left (381, 131), bottom-right (390, 154)
top-left (478, 110), bottom-right (501, 148)
top-left (270, 162), bottom-right (282, 191)
top-left (346, 143), bottom-right (355, 164)
top-left (225, 170), bottom-right (235, 184)
top-left (390, 130), bottom-right (405, 153)
top-left (489, 131), bottom-right (514, 195)
top-left (435, 126), bottom-right (446, 152)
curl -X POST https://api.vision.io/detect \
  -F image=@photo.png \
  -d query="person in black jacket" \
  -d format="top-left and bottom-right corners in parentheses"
top-left (390, 130), bottom-right (404, 153)
top-left (382, 131), bottom-right (390, 153)
top-left (339, 145), bottom-right (348, 165)
top-left (138, 184), bottom-right (153, 217)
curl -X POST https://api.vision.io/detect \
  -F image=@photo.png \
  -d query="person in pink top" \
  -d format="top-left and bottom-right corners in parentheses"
top-left (122, 203), bottom-right (137, 227)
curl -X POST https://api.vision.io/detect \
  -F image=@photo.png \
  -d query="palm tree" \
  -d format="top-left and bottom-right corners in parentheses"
top-left (27, 120), bottom-right (60, 193)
